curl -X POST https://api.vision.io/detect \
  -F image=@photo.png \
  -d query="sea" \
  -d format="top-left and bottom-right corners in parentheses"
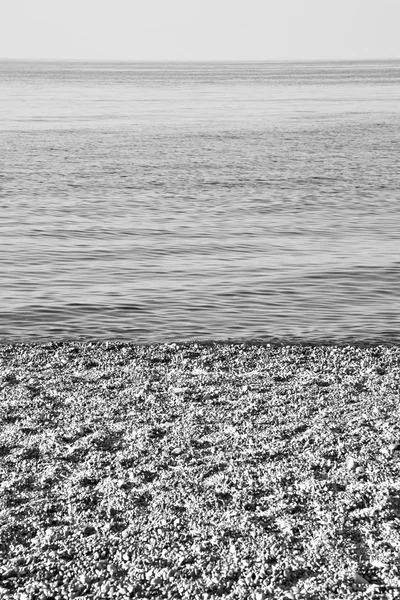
top-left (1, 60), bottom-right (400, 346)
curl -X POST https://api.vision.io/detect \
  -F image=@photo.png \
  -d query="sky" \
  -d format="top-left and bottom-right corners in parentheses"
top-left (1, 0), bottom-right (399, 62)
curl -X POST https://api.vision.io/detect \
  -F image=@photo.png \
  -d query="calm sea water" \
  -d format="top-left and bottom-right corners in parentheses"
top-left (1, 60), bottom-right (400, 345)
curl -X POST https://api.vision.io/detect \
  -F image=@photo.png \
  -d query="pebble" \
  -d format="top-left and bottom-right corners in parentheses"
top-left (100, 582), bottom-right (111, 594)
top-left (346, 457), bottom-right (357, 470)
top-left (0, 567), bottom-right (18, 579)
top-left (78, 573), bottom-right (91, 585)
top-left (118, 587), bottom-right (130, 596)
top-left (371, 559), bottom-right (386, 569)
top-left (366, 584), bottom-right (381, 595)
top-left (107, 563), bottom-right (118, 576)
top-left (167, 568), bottom-right (178, 579)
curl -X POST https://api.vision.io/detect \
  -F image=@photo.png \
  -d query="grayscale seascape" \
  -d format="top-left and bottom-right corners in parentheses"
top-left (2, 59), bottom-right (400, 600)
top-left (1, 60), bottom-right (400, 344)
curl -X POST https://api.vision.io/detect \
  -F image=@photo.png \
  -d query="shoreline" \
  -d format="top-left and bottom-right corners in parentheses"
top-left (2, 337), bottom-right (400, 349)
top-left (1, 341), bottom-right (400, 599)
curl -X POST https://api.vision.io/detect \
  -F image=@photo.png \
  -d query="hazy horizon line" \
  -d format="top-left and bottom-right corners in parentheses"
top-left (1, 56), bottom-right (400, 64)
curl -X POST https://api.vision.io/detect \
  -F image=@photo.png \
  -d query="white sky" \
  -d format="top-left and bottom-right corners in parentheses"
top-left (1, 0), bottom-right (399, 61)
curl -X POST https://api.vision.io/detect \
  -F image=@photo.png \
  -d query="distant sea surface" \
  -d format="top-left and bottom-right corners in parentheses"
top-left (1, 60), bottom-right (400, 345)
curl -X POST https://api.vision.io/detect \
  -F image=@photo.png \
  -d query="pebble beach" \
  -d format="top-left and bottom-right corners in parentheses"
top-left (1, 341), bottom-right (400, 600)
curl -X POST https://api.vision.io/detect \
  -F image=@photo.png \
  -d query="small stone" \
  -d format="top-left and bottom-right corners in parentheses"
top-left (145, 569), bottom-right (154, 581)
top-left (107, 563), bottom-right (118, 576)
top-left (371, 559), bottom-right (386, 569)
top-left (346, 457), bottom-right (357, 470)
top-left (283, 568), bottom-right (291, 579)
top-left (82, 525), bottom-right (96, 536)
top-left (117, 587), bottom-right (129, 595)
top-left (79, 573), bottom-right (91, 585)
top-left (1, 567), bottom-right (18, 579)
top-left (71, 585), bottom-right (84, 598)
top-left (166, 568), bottom-right (177, 579)
top-left (96, 560), bottom-right (108, 572)
top-left (354, 572), bottom-right (369, 585)
top-left (254, 592), bottom-right (267, 600)
top-left (355, 466), bottom-right (365, 475)
top-left (100, 582), bottom-right (110, 594)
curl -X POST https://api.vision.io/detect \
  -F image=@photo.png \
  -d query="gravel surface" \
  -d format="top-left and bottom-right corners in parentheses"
top-left (1, 341), bottom-right (400, 600)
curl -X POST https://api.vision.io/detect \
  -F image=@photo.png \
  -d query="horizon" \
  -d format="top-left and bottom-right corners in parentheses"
top-left (2, 57), bottom-right (400, 63)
